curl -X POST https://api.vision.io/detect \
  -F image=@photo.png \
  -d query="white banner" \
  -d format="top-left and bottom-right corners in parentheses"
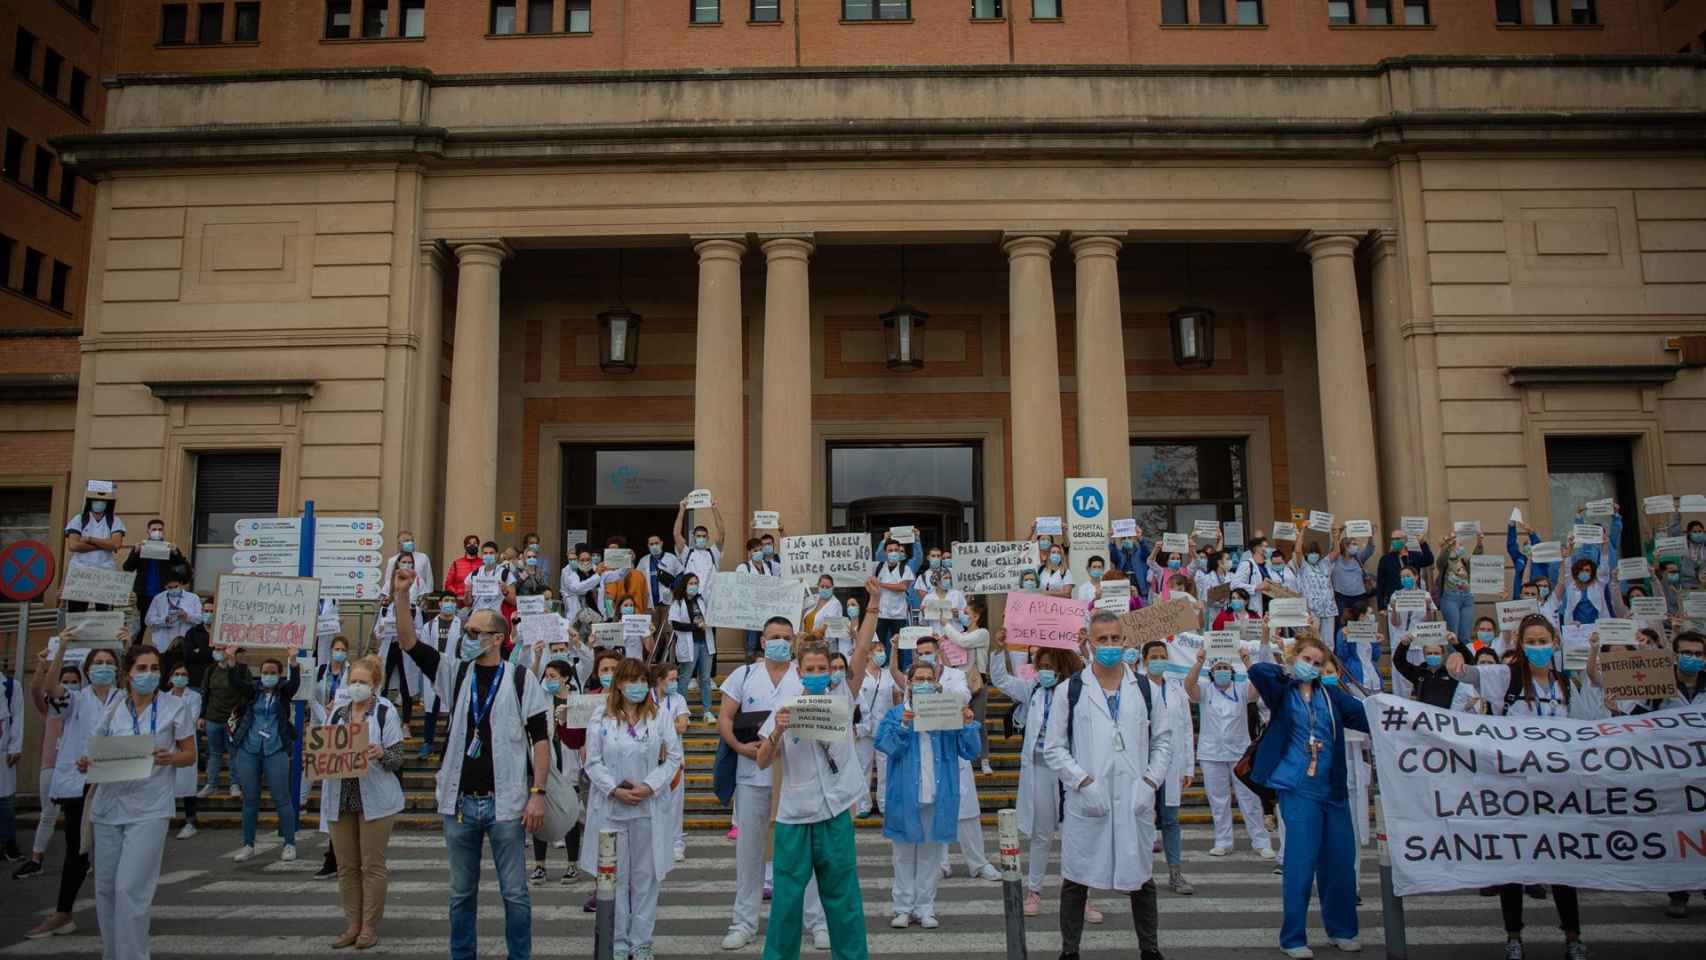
top-left (780, 533), bottom-right (871, 587)
top-left (705, 572), bottom-right (804, 632)
top-left (60, 565), bottom-right (134, 607)
top-left (1368, 694), bottom-right (1706, 896)
top-left (951, 540), bottom-right (1039, 594)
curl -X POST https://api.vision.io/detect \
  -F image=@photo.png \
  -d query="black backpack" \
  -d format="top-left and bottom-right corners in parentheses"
top-left (1058, 673), bottom-right (1155, 819)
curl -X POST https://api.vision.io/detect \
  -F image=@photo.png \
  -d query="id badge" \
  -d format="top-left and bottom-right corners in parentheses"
top-left (1112, 731), bottom-right (1126, 753)
top-left (466, 735), bottom-right (483, 760)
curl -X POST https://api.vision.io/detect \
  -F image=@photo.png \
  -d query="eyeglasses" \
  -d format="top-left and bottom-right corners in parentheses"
top-left (465, 628), bottom-right (504, 641)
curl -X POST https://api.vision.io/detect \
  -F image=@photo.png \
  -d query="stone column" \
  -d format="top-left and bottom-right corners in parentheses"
top-left (1367, 229), bottom-right (1418, 522)
top-left (1301, 231), bottom-right (1382, 526)
top-left (693, 237), bottom-right (748, 553)
top-left (759, 237), bottom-right (815, 531)
top-left (1004, 234), bottom-right (1066, 534)
top-left (442, 240), bottom-right (510, 559)
top-left (413, 241), bottom-right (448, 565)
top-left (1070, 234), bottom-right (1132, 515)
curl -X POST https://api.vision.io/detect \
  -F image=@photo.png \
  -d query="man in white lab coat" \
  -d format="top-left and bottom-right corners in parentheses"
top-left (1044, 611), bottom-right (1173, 960)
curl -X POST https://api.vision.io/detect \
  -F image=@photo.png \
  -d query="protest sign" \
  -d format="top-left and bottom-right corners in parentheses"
top-left (1572, 524), bottom-right (1604, 545)
top-left (887, 525), bottom-right (916, 545)
top-left (1654, 536), bottom-right (1686, 558)
top-left (1203, 630), bottom-right (1240, 663)
top-left (1598, 647), bottom-right (1678, 700)
top-left (1687, 592), bottom-right (1706, 619)
top-left (622, 614), bottom-right (651, 658)
top-left (1238, 619), bottom-right (1265, 646)
top-left (1401, 516), bottom-right (1430, 537)
top-left (1469, 555), bottom-right (1506, 596)
top-left (213, 574), bottom-right (319, 651)
top-left (1583, 497), bottom-right (1614, 518)
top-left (304, 722), bottom-right (370, 782)
top-left (1411, 620), bottom-right (1447, 644)
top-left (1367, 694), bottom-right (1706, 896)
top-left (1066, 477), bottom-right (1109, 586)
top-left (940, 636), bottom-right (969, 667)
top-left (820, 615), bottom-right (850, 641)
top-left (1003, 594), bottom-right (1087, 651)
top-left (1344, 617), bottom-right (1379, 645)
top-left (603, 548), bottom-right (634, 571)
top-left (1206, 582), bottom-right (1231, 606)
top-left (85, 734), bottom-right (155, 784)
top-left (516, 595), bottom-right (547, 615)
top-left (1392, 590), bottom-right (1430, 616)
top-left (1594, 618), bottom-right (1636, 646)
top-left (469, 573), bottom-right (503, 611)
top-left (1013, 662), bottom-right (1038, 683)
top-left (952, 541), bottom-right (1038, 594)
top-left (912, 691), bottom-right (964, 732)
top-left (1344, 520), bottom-right (1373, 539)
top-left (683, 489), bottom-right (714, 509)
top-left (60, 565), bottom-right (133, 607)
top-left (1111, 519), bottom-right (1138, 539)
top-left (784, 695), bottom-right (851, 743)
top-left (63, 611), bottom-right (125, 650)
top-left (139, 540), bottom-right (172, 560)
top-left (1161, 533), bottom-right (1190, 554)
top-left (561, 694), bottom-right (602, 729)
top-left (1117, 599), bottom-right (1200, 647)
top-left (1034, 516), bottom-right (1063, 536)
top-left (516, 614), bottom-right (560, 651)
top-left (752, 511), bottom-right (780, 530)
top-left (1271, 522), bottom-right (1298, 541)
top-left (1629, 596), bottom-right (1669, 621)
top-left (565, 529), bottom-right (588, 551)
top-left (1094, 579), bottom-right (1131, 614)
top-left (1529, 540), bottom-right (1562, 564)
top-left (1307, 510), bottom-right (1335, 534)
top-left (922, 594), bottom-right (954, 622)
top-left (1644, 495), bottom-right (1677, 516)
top-left (1267, 598), bottom-right (1308, 628)
top-left (1616, 557), bottom-right (1652, 581)
top-left (705, 572), bottom-right (804, 631)
top-left (590, 622), bottom-right (624, 648)
top-left (781, 533), bottom-right (871, 587)
top-left (1496, 599), bottom-right (1539, 631)
top-left (1259, 580), bottom-right (1301, 600)
top-left (1223, 521), bottom-right (1245, 546)
top-left (897, 626), bottom-right (933, 650)
top-left (1453, 520), bottom-right (1482, 538)
top-left (1680, 494), bottom-right (1706, 513)
top-left (1193, 519), bottom-right (1221, 541)
top-left (1562, 645), bottom-right (1590, 673)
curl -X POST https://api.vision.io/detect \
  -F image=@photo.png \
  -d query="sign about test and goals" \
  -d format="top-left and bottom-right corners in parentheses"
top-left (1367, 694), bottom-right (1706, 896)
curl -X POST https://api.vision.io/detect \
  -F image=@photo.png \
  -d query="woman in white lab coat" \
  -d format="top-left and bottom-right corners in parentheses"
top-left (321, 655), bottom-right (405, 950)
top-left (165, 664), bottom-right (203, 839)
top-left (851, 641), bottom-right (900, 817)
top-left (989, 638), bottom-right (1083, 917)
top-left (1183, 647), bottom-right (1273, 859)
top-left (1139, 639), bottom-right (1197, 895)
top-left (579, 658), bottom-right (683, 960)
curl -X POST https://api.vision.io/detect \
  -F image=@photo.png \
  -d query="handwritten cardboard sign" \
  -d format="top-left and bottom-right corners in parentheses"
top-left (1223, 521), bottom-right (1245, 546)
top-left (1411, 620), bottom-right (1448, 644)
top-left (1259, 580), bottom-right (1301, 600)
top-left (1644, 495), bottom-right (1677, 516)
top-left (60, 565), bottom-right (134, 607)
top-left (1203, 630), bottom-right (1240, 663)
top-left (911, 690), bottom-right (964, 732)
top-left (1271, 522), bottom-right (1298, 541)
top-left (785, 695), bottom-right (851, 742)
top-left (63, 611), bottom-right (125, 650)
top-left (304, 722), bottom-right (370, 782)
top-left (705, 572), bottom-right (804, 632)
top-left (590, 622), bottom-right (624, 648)
top-left (1206, 582), bottom-right (1232, 605)
top-left (1599, 647), bottom-right (1678, 701)
top-left (1496, 598), bottom-right (1539, 631)
top-left (1401, 516), bottom-right (1430, 537)
top-left (1529, 541), bottom-right (1562, 564)
top-left (1117, 599), bottom-right (1200, 647)
top-left (214, 574), bottom-right (320, 651)
top-left (952, 540), bottom-right (1038, 594)
top-left (1616, 557), bottom-right (1652, 581)
top-left (752, 511), bottom-right (781, 530)
top-left (1004, 594), bottom-right (1089, 651)
top-left (1470, 555), bottom-right (1506, 596)
top-left (897, 626), bottom-right (933, 651)
top-left (683, 489), bottom-right (714, 509)
top-left (781, 533), bottom-right (872, 588)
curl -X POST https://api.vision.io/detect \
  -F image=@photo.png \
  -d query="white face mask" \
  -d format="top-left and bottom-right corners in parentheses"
top-left (346, 682), bottom-right (373, 703)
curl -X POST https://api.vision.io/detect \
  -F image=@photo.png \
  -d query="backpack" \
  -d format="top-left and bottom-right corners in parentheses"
top-left (1059, 673), bottom-right (1155, 818)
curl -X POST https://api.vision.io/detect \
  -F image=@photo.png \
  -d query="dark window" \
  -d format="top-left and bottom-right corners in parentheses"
top-left (1162, 0), bottom-right (1188, 23)
top-left (402, 0), bottom-right (427, 36)
top-left (826, 442), bottom-right (984, 541)
top-left (1495, 0), bottom-right (1521, 21)
top-left (692, 0), bottom-right (721, 22)
top-left (21, 248), bottom-right (43, 299)
top-left (31, 147), bottom-right (52, 194)
top-left (161, 5), bottom-right (189, 43)
top-left (13, 28), bottom-right (34, 80)
top-left (2, 130), bottom-right (23, 180)
top-left (1130, 439), bottom-right (1249, 539)
top-left (49, 261), bottom-right (70, 310)
top-left (844, 0), bottom-right (909, 18)
top-left (192, 451), bottom-right (283, 594)
top-left (326, 0), bottom-right (352, 37)
top-left (1235, 0), bottom-right (1260, 22)
top-left (0, 233), bottom-right (12, 287)
top-left (491, 0), bottom-right (518, 33)
top-left (41, 48), bottom-right (62, 96)
top-left (69, 68), bottom-right (88, 114)
top-left (362, 0), bottom-right (387, 36)
top-left (235, 2), bottom-right (261, 40)
top-left (1328, 0), bottom-right (1353, 22)
top-left (1531, 0), bottom-right (1556, 24)
top-left (752, 0), bottom-right (781, 20)
top-left (0, 488), bottom-right (55, 578)
top-left (526, 0), bottom-right (554, 32)
top-left (1402, 0), bottom-right (1427, 22)
top-left (1545, 437), bottom-right (1639, 558)
top-left (567, 0), bottom-right (591, 31)
top-left (1569, 0), bottom-right (1595, 23)
top-left (1366, 0), bottom-right (1391, 22)
top-left (1033, 0), bottom-right (1061, 18)
top-left (1198, 0), bottom-right (1226, 22)
top-left (58, 170), bottom-right (77, 210)
top-left (80, 0), bottom-right (98, 18)
top-left (197, 3), bottom-right (224, 43)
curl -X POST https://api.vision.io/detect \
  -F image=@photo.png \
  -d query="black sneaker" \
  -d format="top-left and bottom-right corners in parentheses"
top-left (1526, 884), bottom-right (1548, 900)
top-left (0, 848), bottom-right (20, 863)
top-left (530, 865), bottom-right (547, 885)
top-left (313, 861), bottom-right (338, 880)
top-left (563, 864), bottom-right (580, 881)
top-left (12, 859), bottom-right (44, 880)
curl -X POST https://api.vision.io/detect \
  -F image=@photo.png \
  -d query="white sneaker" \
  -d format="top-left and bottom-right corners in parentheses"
top-left (703, 711), bottom-right (718, 725)
top-left (1259, 847), bottom-right (1277, 861)
top-left (687, 679), bottom-right (699, 694)
top-left (1331, 938), bottom-right (1362, 953)
top-left (1281, 947), bottom-right (1315, 959)
top-left (974, 864), bottom-right (1002, 882)
top-left (980, 759), bottom-right (994, 775)
top-left (233, 845), bottom-right (256, 862)
top-left (721, 928), bottom-right (752, 950)
top-left (813, 928), bottom-right (831, 950)
top-left (940, 860), bottom-right (951, 878)
top-left (889, 913), bottom-right (910, 929)
top-left (1207, 845), bottom-right (1231, 857)
top-left (673, 848), bottom-right (686, 863)
top-left (195, 784), bottom-right (213, 799)
top-left (280, 844), bottom-right (297, 862)
top-left (918, 915), bottom-right (939, 930)
top-left (177, 823), bottom-right (198, 840)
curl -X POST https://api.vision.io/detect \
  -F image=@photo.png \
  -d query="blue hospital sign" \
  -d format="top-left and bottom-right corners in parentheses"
top-left (1071, 486), bottom-right (1103, 518)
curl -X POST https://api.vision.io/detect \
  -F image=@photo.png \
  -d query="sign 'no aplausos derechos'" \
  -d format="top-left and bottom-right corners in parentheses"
top-left (1367, 694), bottom-right (1706, 896)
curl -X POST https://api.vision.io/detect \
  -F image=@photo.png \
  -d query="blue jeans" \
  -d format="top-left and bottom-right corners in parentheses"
top-left (679, 636), bottom-right (715, 714)
top-left (877, 618), bottom-right (909, 672)
top-left (1276, 790), bottom-right (1359, 949)
top-left (421, 708), bottom-right (440, 754)
top-left (444, 794), bottom-right (531, 960)
top-left (205, 723), bottom-right (236, 790)
top-left (236, 746), bottom-right (296, 846)
top-left (1440, 588), bottom-right (1476, 647)
top-left (1154, 800), bottom-right (1182, 867)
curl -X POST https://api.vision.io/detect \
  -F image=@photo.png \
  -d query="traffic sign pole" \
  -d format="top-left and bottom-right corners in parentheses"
top-left (1, 539), bottom-right (57, 787)
top-left (290, 502), bottom-right (316, 808)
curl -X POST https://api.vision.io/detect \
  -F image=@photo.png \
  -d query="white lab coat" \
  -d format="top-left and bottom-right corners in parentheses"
top-left (1042, 668), bottom-right (1174, 893)
top-left (579, 709), bottom-right (682, 881)
top-left (383, 552), bottom-right (435, 601)
top-left (416, 616), bottom-right (462, 712)
top-left (559, 565), bottom-right (607, 622)
top-left (375, 603), bottom-right (426, 695)
top-left (1147, 676), bottom-right (1194, 808)
top-left (989, 656), bottom-right (1059, 839)
top-left (322, 696), bottom-right (407, 822)
top-left (0, 673), bottom-right (20, 798)
top-left (168, 688), bottom-right (203, 798)
top-left (144, 590), bottom-right (203, 651)
top-left (425, 654), bottom-right (552, 822)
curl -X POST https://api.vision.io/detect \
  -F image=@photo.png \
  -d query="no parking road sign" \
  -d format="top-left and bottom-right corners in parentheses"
top-left (0, 539), bottom-right (55, 601)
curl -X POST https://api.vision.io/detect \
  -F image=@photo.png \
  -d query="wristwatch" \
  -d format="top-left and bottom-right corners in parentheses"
top-left (529, 786), bottom-right (545, 796)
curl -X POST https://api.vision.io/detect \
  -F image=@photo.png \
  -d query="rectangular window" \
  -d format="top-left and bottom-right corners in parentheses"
top-left (0, 488), bottom-right (55, 571)
top-left (1327, 0), bottom-right (1353, 22)
top-left (80, 0), bottom-right (98, 18)
top-left (1365, 0), bottom-right (1390, 23)
top-left (692, 0), bottom-right (720, 22)
top-left (31, 147), bottom-right (52, 194)
top-left (21, 248), bottom-right (42, 299)
top-left (0, 233), bottom-right (12, 287)
top-left (844, 0), bottom-right (908, 18)
top-left (972, 0), bottom-right (1002, 17)
top-left (1402, 0), bottom-right (1427, 22)
top-left (13, 28), bottom-right (34, 80)
top-left (1235, 0), bottom-right (1261, 23)
top-left (235, 2), bottom-right (261, 40)
top-left (192, 451), bottom-right (283, 595)
top-left (49, 261), bottom-right (70, 310)
top-left (326, 0), bottom-right (352, 36)
top-left (161, 4), bottom-right (189, 43)
top-left (69, 68), bottom-right (88, 114)
top-left (402, 0), bottom-right (427, 36)
top-left (566, 0), bottom-right (591, 31)
top-left (1495, 0), bottom-right (1521, 21)
top-left (491, 0), bottom-right (517, 33)
top-left (1161, 0), bottom-right (1188, 23)
top-left (362, 0), bottom-right (388, 36)
top-left (2, 130), bottom-right (23, 180)
top-left (1531, 0), bottom-right (1556, 24)
top-left (1545, 437), bottom-right (1638, 555)
top-left (825, 442), bottom-right (984, 541)
top-left (751, 0), bottom-right (781, 20)
top-left (526, 0), bottom-right (554, 31)
top-left (197, 3), bottom-right (224, 43)
top-left (1033, 0), bottom-right (1061, 17)
top-left (1130, 439), bottom-right (1249, 540)
top-left (42, 48), bottom-right (62, 96)
top-left (1569, 0), bottom-right (1595, 23)
top-left (1198, 0), bottom-right (1226, 23)
top-left (58, 170), bottom-right (76, 210)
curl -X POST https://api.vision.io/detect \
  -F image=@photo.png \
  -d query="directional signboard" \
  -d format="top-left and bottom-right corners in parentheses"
top-left (232, 549), bottom-right (302, 569)
top-left (317, 516), bottom-right (384, 534)
top-left (232, 515), bottom-right (385, 599)
top-left (316, 566), bottom-right (385, 600)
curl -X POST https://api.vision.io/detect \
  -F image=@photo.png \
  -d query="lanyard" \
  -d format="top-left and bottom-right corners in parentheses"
top-left (1216, 681), bottom-right (1240, 704)
top-left (126, 695), bottom-right (159, 735)
top-left (465, 663), bottom-right (505, 760)
top-left (1034, 684), bottom-right (1053, 746)
top-left (1530, 676), bottom-right (1562, 717)
top-left (325, 667), bottom-right (343, 701)
top-left (1106, 689), bottom-right (1121, 723)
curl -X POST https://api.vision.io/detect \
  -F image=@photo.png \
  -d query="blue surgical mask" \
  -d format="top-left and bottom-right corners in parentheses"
top-left (1424, 654), bottom-right (1444, 670)
top-left (543, 679), bottom-right (563, 695)
top-left (1691, 532), bottom-right (1706, 545)
top-left (1322, 675), bottom-right (1340, 688)
top-left (695, 536), bottom-right (709, 549)
top-left (871, 651), bottom-right (888, 668)
top-left (210, 650), bottom-right (226, 663)
top-left (1576, 569), bottom-right (1593, 584)
top-left (686, 585), bottom-right (700, 598)
top-left (90, 500), bottom-right (108, 514)
top-left (622, 682), bottom-right (649, 704)
top-left (762, 544), bottom-right (775, 558)
top-left (1679, 655), bottom-right (1704, 674)
top-left (1049, 552), bottom-right (1064, 565)
top-left (526, 556), bottom-right (538, 567)
top-left (1400, 575), bottom-right (1416, 589)
top-left (1036, 669), bottom-right (1058, 688)
top-left (1306, 553), bottom-right (1321, 565)
top-left (1667, 572), bottom-right (1681, 585)
top-left (649, 543), bottom-right (663, 557)
top-left (1167, 558), bottom-right (1180, 570)
top-left (261, 674), bottom-right (280, 689)
top-left (957, 613), bottom-right (972, 628)
top-left (846, 604), bottom-right (859, 618)
top-left (89, 664), bottom-right (117, 686)
top-left (1121, 648), bottom-right (1141, 666)
top-left (621, 604), bottom-right (636, 616)
top-left (1229, 599), bottom-right (1246, 612)
top-left (482, 554), bottom-right (497, 567)
top-left (1211, 669), bottom-right (1233, 687)
top-left (764, 639), bottom-right (793, 662)
top-left (1476, 630), bottom-right (1495, 645)
top-left (460, 634), bottom-right (486, 660)
top-left (829, 670), bottom-right (845, 688)
top-left (1088, 567), bottom-right (1104, 580)
top-left (819, 588), bottom-right (834, 600)
top-left (1524, 646), bottom-right (1554, 668)
top-left (1292, 660), bottom-right (1320, 682)
top-left (400, 540), bottom-right (415, 552)
top-left (171, 674), bottom-right (189, 688)
top-left (887, 551), bottom-right (904, 563)
top-left (1022, 580), bottom-right (1039, 591)
top-left (130, 672), bottom-right (160, 695)
top-left (332, 650), bottom-right (347, 663)
top-left (1094, 646), bottom-right (1123, 668)
top-left (1145, 658), bottom-right (1166, 676)
top-left (911, 682), bottom-right (937, 697)
top-left (918, 652), bottom-right (936, 666)
top-left (750, 551), bottom-right (763, 564)
top-left (800, 673), bottom-right (831, 695)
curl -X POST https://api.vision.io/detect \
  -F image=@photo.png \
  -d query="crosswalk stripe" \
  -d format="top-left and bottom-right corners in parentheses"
top-left (379, 827), bottom-right (1238, 849)
top-left (259, 851), bottom-right (1278, 873)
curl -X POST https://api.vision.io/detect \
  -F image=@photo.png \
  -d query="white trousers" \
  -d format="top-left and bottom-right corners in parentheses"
top-left (952, 815), bottom-right (992, 873)
top-left (1024, 766), bottom-right (1060, 893)
top-left (94, 817), bottom-right (169, 960)
top-left (729, 784), bottom-right (823, 936)
top-left (855, 736), bottom-right (876, 813)
top-left (890, 813), bottom-right (944, 919)
top-left (610, 816), bottom-right (660, 954)
top-left (32, 768), bottom-right (59, 855)
top-left (670, 781), bottom-right (686, 855)
top-left (1201, 759), bottom-right (1272, 852)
